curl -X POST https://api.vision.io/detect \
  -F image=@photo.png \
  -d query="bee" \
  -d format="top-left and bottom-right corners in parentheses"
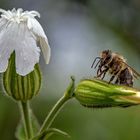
top-left (91, 50), bottom-right (140, 87)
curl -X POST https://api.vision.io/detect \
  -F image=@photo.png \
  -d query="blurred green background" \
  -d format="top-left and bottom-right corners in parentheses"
top-left (1, 0), bottom-right (140, 139)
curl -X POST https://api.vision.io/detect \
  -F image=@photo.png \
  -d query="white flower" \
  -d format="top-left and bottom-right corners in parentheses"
top-left (0, 8), bottom-right (51, 76)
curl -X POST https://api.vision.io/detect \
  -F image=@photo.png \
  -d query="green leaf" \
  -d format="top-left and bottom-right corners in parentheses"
top-left (32, 128), bottom-right (70, 140)
top-left (15, 111), bottom-right (40, 140)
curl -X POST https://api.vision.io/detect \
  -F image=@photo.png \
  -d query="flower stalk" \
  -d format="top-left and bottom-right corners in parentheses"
top-left (39, 95), bottom-right (70, 132)
top-left (39, 76), bottom-right (75, 134)
top-left (18, 101), bottom-right (33, 140)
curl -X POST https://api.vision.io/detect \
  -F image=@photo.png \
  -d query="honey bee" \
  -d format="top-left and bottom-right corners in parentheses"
top-left (91, 50), bottom-right (140, 87)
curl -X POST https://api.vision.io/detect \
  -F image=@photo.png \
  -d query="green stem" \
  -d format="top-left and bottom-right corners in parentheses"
top-left (32, 77), bottom-right (75, 140)
top-left (39, 95), bottom-right (71, 133)
top-left (19, 101), bottom-right (33, 139)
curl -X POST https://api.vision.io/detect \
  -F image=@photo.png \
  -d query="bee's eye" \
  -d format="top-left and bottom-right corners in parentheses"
top-left (104, 55), bottom-right (111, 63)
top-left (106, 56), bottom-right (111, 60)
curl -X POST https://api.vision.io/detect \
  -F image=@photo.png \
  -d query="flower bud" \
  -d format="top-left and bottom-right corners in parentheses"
top-left (3, 52), bottom-right (41, 101)
top-left (74, 78), bottom-right (140, 108)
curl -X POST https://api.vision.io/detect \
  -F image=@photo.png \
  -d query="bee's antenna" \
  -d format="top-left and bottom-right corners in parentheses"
top-left (91, 57), bottom-right (101, 68)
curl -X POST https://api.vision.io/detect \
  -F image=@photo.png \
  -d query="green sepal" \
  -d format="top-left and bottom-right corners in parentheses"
top-left (3, 52), bottom-right (41, 101)
top-left (64, 76), bottom-right (75, 98)
top-left (74, 78), bottom-right (140, 108)
top-left (15, 111), bottom-right (40, 140)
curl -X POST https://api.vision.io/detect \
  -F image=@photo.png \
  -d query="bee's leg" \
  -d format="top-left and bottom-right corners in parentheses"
top-left (109, 70), bottom-right (121, 84)
top-left (97, 68), bottom-right (100, 76)
top-left (97, 65), bottom-right (102, 76)
top-left (129, 80), bottom-right (133, 87)
top-left (101, 72), bottom-right (106, 79)
top-left (109, 75), bottom-right (116, 84)
top-left (115, 78), bottom-right (119, 84)
top-left (101, 67), bottom-right (109, 79)
top-left (97, 62), bottom-right (105, 76)
top-left (97, 67), bottom-right (109, 79)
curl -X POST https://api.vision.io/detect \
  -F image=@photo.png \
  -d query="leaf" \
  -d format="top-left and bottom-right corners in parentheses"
top-left (15, 111), bottom-right (40, 140)
top-left (15, 122), bottom-right (25, 140)
top-left (32, 128), bottom-right (70, 140)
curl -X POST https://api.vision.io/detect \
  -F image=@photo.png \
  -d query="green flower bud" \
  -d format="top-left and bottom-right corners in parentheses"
top-left (3, 52), bottom-right (41, 101)
top-left (74, 78), bottom-right (140, 108)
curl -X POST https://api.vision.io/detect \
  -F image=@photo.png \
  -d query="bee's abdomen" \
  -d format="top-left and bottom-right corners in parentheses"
top-left (118, 68), bottom-right (133, 87)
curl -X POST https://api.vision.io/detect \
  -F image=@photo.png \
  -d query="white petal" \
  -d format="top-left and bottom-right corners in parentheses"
top-left (0, 22), bottom-right (18, 72)
top-left (27, 18), bottom-right (32, 30)
top-left (28, 11), bottom-right (40, 17)
top-left (15, 25), bottom-right (40, 76)
top-left (0, 8), bottom-right (10, 17)
top-left (27, 18), bottom-right (51, 64)
top-left (39, 36), bottom-right (51, 64)
top-left (0, 18), bottom-right (7, 32)
top-left (11, 8), bottom-right (16, 12)
top-left (27, 17), bottom-right (46, 36)
top-left (17, 8), bottom-right (23, 14)
top-left (0, 59), bottom-right (8, 72)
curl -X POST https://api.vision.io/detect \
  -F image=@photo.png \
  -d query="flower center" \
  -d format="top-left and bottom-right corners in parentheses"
top-left (0, 8), bottom-right (40, 24)
top-left (10, 15), bottom-right (26, 23)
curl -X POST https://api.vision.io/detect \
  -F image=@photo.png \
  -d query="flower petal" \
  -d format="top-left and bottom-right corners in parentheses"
top-left (0, 8), bottom-right (11, 18)
top-left (27, 18), bottom-right (51, 64)
top-left (15, 25), bottom-right (40, 76)
top-left (39, 36), bottom-right (51, 64)
top-left (0, 18), bottom-right (7, 32)
top-left (0, 21), bottom-right (18, 72)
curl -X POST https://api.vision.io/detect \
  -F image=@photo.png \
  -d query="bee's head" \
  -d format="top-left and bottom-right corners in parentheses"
top-left (101, 50), bottom-right (111, 58)
top-left (91, 50), bottom-right (112, 69)
top-left (100, 50), bottom-right (112, 64)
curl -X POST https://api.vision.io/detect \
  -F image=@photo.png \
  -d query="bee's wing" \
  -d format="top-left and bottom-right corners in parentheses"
top-left (122, 61), bottom-right (140, 78)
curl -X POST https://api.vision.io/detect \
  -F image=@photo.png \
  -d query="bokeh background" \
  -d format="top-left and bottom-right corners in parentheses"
top-left (1, 0), bottom-right (140, 140)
